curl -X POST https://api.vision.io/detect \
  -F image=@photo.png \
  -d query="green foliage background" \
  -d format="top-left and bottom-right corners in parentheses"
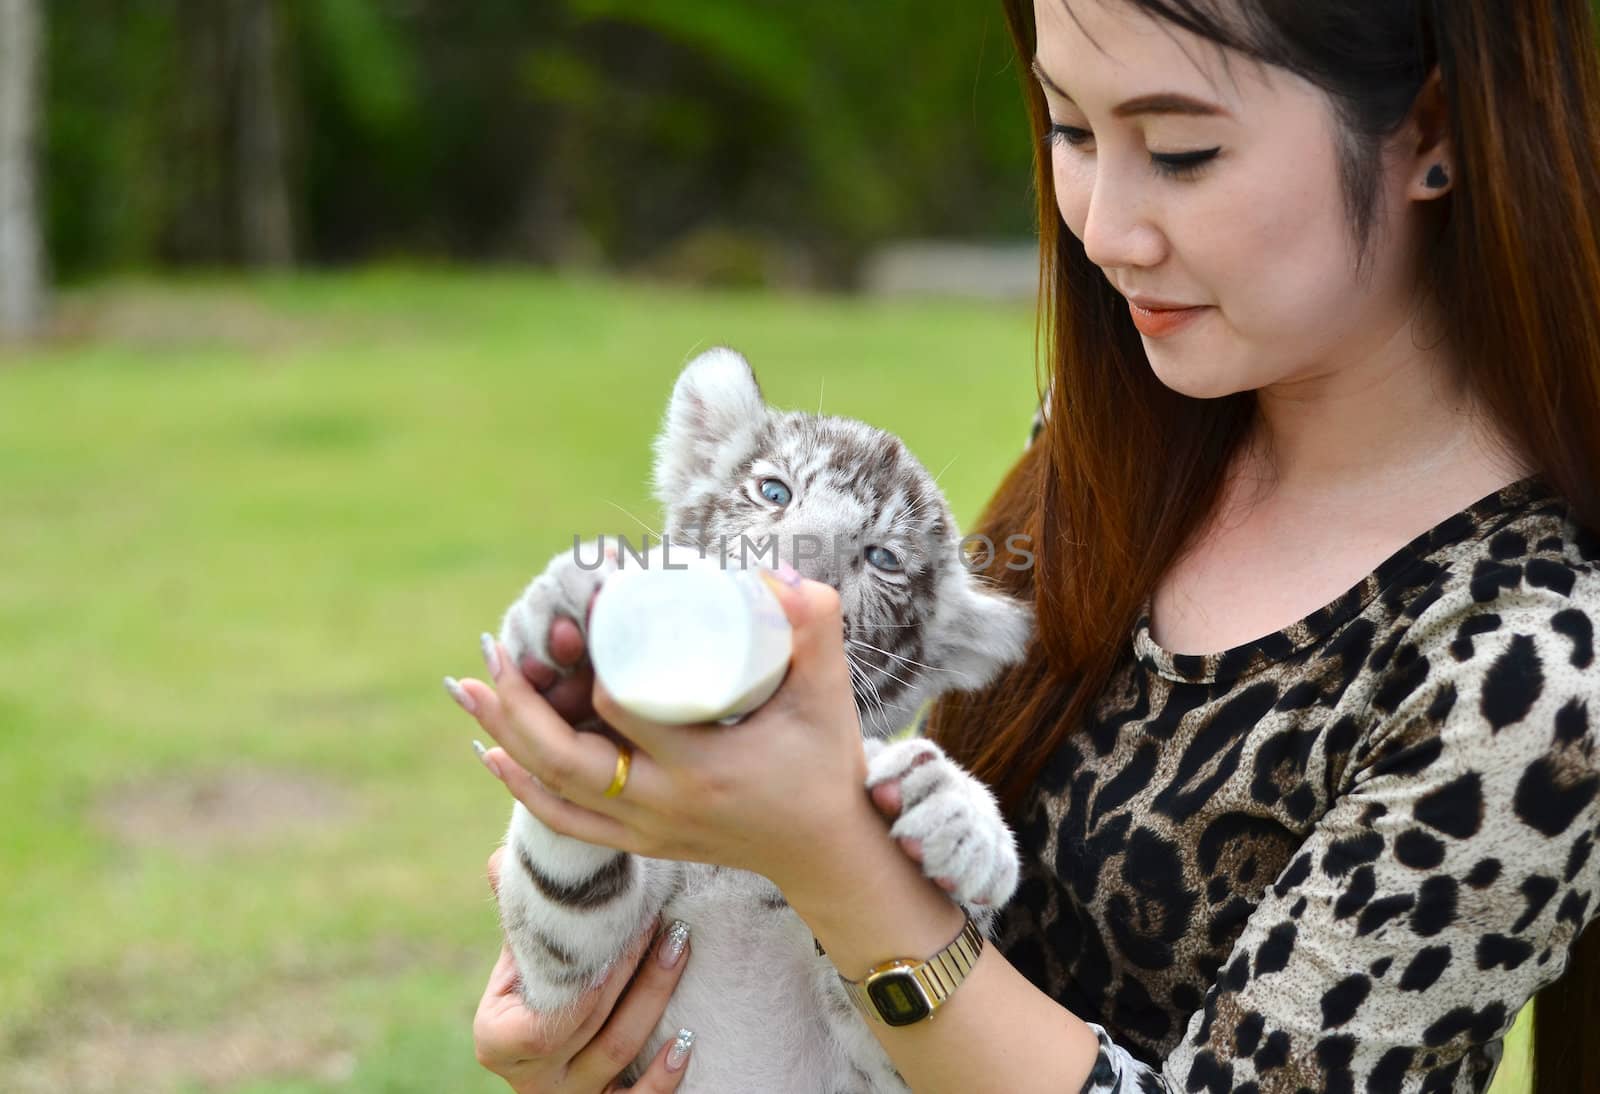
top-left (43, 1), bottom-right (1035, 282)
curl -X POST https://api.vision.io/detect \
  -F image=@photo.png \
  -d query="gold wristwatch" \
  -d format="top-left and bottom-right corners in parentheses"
top-left (819, 914), bottom-right (984, 1027)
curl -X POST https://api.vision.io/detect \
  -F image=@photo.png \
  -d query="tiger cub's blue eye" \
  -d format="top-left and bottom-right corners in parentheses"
top-left (759, 478), bottom-right (792, 506)
top-left (864, 545), bottom-right (902, 572)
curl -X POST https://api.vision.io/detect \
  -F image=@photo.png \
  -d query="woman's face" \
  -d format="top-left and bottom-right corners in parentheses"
top-left (1034, 0), bottom-right (1438, 401)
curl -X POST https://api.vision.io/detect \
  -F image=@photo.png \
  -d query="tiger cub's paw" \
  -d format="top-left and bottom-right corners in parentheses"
top-left (499, 538), bottom-right (618, 677)
top-left (866, 738), bottom-right (1020, 911)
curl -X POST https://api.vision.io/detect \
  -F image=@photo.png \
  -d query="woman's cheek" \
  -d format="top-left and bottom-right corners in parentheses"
top-left (1051, 153), bottom-right (1092, 241)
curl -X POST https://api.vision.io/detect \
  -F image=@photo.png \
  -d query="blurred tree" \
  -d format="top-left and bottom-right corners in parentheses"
top-left (167, 0), bottom-right (230, 263)
top-left (287, 0), bottom-right (423, 260)
top-left (0, 0), bottom-right (46, 338)
top-left (234, 0), bottom-right (295, 266)
top-left (166, 0), bottom-right (295, 266)
top-left (44, 0), bottom-right (174, 277)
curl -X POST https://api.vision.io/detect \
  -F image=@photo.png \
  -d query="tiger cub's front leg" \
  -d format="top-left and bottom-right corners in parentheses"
top-left (495, 539), bottom-right (677, 1011)
top-left (497, 804), bottom-right (680, 1011)
top-left (864, 737), bottom-right (1020, 928)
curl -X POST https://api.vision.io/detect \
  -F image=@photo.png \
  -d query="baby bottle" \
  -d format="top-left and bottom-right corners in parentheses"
top-left (587, 543), bottom-right (794, 725)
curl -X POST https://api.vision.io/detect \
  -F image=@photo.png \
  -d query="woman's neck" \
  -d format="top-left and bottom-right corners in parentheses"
top-left (1240, 319), bottom-right (1530, 509)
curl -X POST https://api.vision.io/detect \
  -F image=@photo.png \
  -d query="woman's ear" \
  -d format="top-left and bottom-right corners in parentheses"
top-left (1408, 67), bottom-right (1455, 200)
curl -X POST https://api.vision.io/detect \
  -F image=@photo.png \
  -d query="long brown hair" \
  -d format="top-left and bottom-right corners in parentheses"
top-left (928, 3), bottom-right (1600, 1090)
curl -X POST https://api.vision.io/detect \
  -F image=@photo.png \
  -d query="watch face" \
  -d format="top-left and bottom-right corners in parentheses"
top-left (867, 971), bottom-right (932, 1027)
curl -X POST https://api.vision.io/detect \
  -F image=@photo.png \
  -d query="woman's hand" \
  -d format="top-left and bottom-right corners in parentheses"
top-left (451, 567), bottom-right (875, 893)
top-left (473, 847), bottom-right (696, 1092)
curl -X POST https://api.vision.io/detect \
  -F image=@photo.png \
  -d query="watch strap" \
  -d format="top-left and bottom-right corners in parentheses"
top-left (835, 915), bottom-right (984, 1024)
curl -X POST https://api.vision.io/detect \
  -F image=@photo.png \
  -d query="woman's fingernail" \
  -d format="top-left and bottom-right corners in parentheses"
top-left (472, 739), bottom-right (503, 780)
top-left (480, 633), bottom-right (502, 679)
top-left (444, 676), bottom-right (476, 715)
top-left (666, 1028), bottom-right (695, 1072)
top-left (774, 561), bottom-right (802, 587)
top-left (658, 920), bottom-right (691, 969)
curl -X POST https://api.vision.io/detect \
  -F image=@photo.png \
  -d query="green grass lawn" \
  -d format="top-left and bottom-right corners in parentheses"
top-left (0, 269), bottom-right (1531, 1091)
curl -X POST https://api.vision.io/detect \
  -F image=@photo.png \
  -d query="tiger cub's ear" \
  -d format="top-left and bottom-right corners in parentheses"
top-left (652, 347), bottom-right (768, 502)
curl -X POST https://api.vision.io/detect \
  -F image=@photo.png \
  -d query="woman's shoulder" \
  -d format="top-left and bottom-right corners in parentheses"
top-left (1348, 479), bottom-right (1600, 785)
top-left (1386, 477), bottom-right (1600, 654)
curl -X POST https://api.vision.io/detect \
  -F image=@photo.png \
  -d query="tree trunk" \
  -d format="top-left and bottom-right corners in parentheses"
top-left (233, 0), bottom-right (293, 267)
top-left (169, 0), bottom-right (229, 263)
top-left (0, 0), bottom-right (46, 340)
top-left (512, 108), bottom-right (586, 265)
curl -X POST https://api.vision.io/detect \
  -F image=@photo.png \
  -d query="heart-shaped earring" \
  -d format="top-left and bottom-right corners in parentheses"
top-left (1425, 164), bottom-right (1450, 190)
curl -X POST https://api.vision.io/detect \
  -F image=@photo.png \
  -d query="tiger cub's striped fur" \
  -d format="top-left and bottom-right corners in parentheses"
top-left (493, 348), bottom-right (1031, 1091)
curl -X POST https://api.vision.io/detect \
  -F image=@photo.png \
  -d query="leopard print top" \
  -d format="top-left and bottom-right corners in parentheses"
top-left (993, 422), bottom-right (1600, 1092)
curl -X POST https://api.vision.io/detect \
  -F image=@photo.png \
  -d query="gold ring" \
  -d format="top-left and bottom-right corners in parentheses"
top-left (603, 742), bottom-right (632, 799)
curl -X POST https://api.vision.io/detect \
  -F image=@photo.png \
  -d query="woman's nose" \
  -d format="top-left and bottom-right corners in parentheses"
top-left (1079, 172), bottom-right (1166, 272)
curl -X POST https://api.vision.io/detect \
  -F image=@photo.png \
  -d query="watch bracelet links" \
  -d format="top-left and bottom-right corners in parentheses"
top-left (841, 916), bottom-right (984, 1022)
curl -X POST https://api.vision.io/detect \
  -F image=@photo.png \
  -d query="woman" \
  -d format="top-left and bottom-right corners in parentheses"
top-left (454, 0), bottom-right (1600, 1089)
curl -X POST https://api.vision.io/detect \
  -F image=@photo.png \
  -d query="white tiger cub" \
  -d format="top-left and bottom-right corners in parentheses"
top-left (492, 348), bottom-right (1032, 1092)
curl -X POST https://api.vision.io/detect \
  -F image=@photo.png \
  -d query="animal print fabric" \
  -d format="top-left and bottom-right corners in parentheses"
top-left (987, 461), bottom-right (1600, 1092)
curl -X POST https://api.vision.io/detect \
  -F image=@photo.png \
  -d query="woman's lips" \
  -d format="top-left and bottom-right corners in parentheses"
top-left (1127, 300), bottom-right (1209, 338)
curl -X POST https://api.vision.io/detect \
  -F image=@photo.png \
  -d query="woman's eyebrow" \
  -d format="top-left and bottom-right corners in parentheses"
top-left (1030, 56), bottom-right (1233, 119)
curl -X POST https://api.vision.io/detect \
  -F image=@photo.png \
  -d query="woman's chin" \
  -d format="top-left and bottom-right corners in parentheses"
top-left (1147, 360), bottom-right (1250, 401)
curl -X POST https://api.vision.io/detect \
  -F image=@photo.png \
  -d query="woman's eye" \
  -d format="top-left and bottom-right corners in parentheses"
top-left (864, 545), bottom-right (903, 573)
top-left (1044, 123), bottom-right (1092, 149)
top-left (1150, 148), bottom-right (1219, 179)
top-left (1043, 123), bottom-right (1218, 180)
top-left (758, 478), bottom-right (792, 506)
